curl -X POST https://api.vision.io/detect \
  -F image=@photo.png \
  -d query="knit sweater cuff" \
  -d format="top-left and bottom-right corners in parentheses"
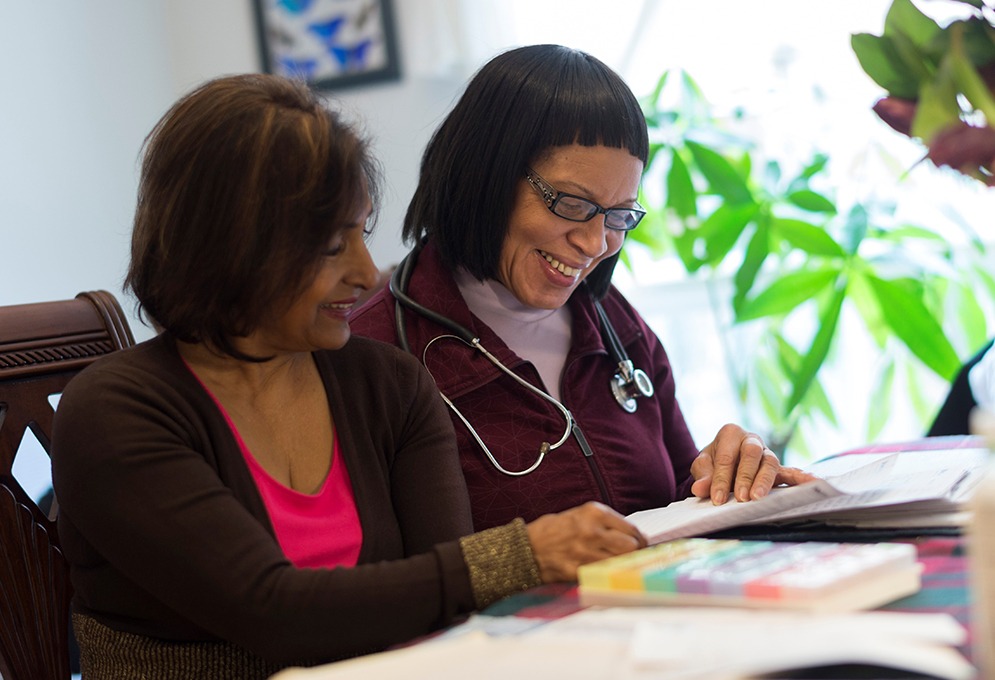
top-left (458, 517), bottom-right (542, 609)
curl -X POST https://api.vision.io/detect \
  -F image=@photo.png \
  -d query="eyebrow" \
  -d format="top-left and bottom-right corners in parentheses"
top-left (554, 178), bottom-right (639, 206)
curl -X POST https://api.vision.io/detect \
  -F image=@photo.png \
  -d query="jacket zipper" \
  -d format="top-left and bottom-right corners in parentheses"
top-left (571, 420), bottom-right (611, 505)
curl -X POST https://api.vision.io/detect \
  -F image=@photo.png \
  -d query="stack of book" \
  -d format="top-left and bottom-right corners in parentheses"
top-left (577, 537), bottom-right (921, 612)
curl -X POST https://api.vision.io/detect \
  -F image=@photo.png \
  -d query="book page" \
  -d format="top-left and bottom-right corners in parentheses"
top-left (626, 479), bottom-right (843, 544)
top-left (627, 447), bottom-right (991, 541)
top-left (806, 447), bottom-right (989, 496)
top-left (759, 463), bottom-right (971, 523)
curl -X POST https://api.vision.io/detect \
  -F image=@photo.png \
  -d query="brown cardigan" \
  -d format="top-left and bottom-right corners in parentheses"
top-left (52, 334), bottom-right (538, 672)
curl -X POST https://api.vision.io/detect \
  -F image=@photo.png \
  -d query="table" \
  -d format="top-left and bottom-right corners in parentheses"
top-left (479, 536), bottom-right (973, 677)
top-left (276, 438), bottom-right (984, 679)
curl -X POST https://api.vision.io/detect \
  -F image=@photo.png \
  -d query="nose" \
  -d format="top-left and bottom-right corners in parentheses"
top-left (567, 216), bottom-right (613, 259)
top-left (347, 234), bottom-right (382, 292)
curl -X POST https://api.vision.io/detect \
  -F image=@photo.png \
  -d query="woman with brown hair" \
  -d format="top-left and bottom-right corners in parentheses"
top-left (51, 73), bottom-right (644, 678)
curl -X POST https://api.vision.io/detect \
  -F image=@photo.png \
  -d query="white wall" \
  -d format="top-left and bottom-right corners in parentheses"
top-left (2, 2), bottom-right (167, 338)
top-left (0, 0), bottom-right (484, 502)
top-left (0, 0), bottom-right (473, 340)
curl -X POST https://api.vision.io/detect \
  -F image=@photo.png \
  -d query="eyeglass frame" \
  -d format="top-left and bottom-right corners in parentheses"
top-left (524, 168), bottom-right (646, 232)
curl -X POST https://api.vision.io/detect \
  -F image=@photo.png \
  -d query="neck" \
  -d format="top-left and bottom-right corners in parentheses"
top-left (176, 340), bottom-right (312, 396)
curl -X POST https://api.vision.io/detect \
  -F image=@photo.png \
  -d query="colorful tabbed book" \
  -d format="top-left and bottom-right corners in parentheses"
top-left (577, 538), bottom-right (921, 613)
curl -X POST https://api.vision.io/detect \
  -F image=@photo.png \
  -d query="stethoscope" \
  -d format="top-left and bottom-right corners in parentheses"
top-left (388, 243), bottom-right (654, 476)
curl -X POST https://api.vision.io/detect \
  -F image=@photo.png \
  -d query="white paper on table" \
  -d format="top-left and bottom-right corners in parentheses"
top-left (627, 447), bottom-right (992, 541)
top-left (269, 630), bottom-right (627, 680)
top-left (539, 607), bottom-right (973, 680)
top-left (270, 608), bottom-right (973, 680)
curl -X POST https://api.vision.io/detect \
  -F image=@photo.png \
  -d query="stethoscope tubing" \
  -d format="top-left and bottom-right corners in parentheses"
top-left (388, 243), bottom-right (653, 475)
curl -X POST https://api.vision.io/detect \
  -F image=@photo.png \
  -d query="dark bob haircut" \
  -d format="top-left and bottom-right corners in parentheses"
top-left (126, 73), bottom-right (379, 359)
top-left (403, 44), bottom-right (648, 299)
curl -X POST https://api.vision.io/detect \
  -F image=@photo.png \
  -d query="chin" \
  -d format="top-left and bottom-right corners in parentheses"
top-left (318, 332), bottom-right (351, 351)
top-left (528, 293), bottom-right (572, 311)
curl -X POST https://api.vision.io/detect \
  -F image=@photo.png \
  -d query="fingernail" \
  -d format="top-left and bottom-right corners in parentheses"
top-left (752, 487), bottom-right (767, 499)
top-left (713, 490), bottom-right (727, 505)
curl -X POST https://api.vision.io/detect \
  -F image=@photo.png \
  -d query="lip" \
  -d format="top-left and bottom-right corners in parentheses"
top-left (537, 249), bottom-right (585, 281)
top-left (319, 298), bottom-right (357, 318)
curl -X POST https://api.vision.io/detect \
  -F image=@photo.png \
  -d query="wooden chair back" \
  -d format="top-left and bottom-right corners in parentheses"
top-left (0, 290), bottom-right (135, 680)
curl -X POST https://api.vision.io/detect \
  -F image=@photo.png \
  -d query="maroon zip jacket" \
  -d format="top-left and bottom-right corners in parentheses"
top-left (350, 241), bottom-right (699, 530)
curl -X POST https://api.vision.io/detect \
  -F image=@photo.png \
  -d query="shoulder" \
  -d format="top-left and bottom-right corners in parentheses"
top-left (54, 335), bottom-right (213, 448)
top-left (62, 335), bottom-right (181, 399)
top-left (319, 335), bottom-right (429, 391)
top-left (333, 334), bottom-right (413, 365)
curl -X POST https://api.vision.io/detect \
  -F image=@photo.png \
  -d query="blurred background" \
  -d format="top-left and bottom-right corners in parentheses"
top-left (3, 0), bottom-right (994, 495)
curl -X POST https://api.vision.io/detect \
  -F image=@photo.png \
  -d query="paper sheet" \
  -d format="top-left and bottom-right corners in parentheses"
top-left (627, 447), bottom-right (992, 541)
top-left (270, 609), bottom-right (974, 680)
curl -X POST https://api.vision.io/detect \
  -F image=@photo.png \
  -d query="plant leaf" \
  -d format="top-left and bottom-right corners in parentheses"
top-left (732, 215), bottom-right (771, 314)
top-left (645, 69), bottom-right (670, 111)
top-left (955, 281), bottom-right (988, 350)
top-left (867, 360), bottom-right (897, 441)
top-left (851, 33), bottom-right (922, 99)
top-left (848, 269), bottom-right (889, 347)
top-left (773, 218), bottom-right (846, 257)
top-left (865, 275), bottom-right (961, 379)
top-left (911, 53), bottom-right (962, 142)
top-left (884, 0), bottom-right (943, 48)
top-left (672, 230), bottom-right (702, 273)
top-left (876, 224), bottom-right (948, 245)
top-left (698, 203), bottom-right (759, 265)
top-left (948, 21), bottom-right (995, 123)
top-left (960, 16), bottom-right (995, 67)
top-left (841, 204), bottom-right (869, 255)
top-left (786, 280), bottom-right (847, 414)
top-left (774, 329), bottom-right (838, 426)
top-left (906, 360), bottom-right (934, 425)
top-left (736, 268), bottom-right (839, 322)
top-left (666, 149), bottom-right (697, 219)
top-left (807, 376), bottom-right (839, 427)
top-left (786, 189), bottom-right (837, 214)
top-left (797, 153), bottom-right (830, 181)
top-left (686, 140), bottom-right (754, 205)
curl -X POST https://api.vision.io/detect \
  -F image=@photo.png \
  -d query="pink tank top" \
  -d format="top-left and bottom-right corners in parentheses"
top-left (186, 364), bottom-right (363, 568)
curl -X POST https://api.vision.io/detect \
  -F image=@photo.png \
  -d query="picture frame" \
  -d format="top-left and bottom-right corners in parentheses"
top-left (253, 0), bottom-right (401, 91)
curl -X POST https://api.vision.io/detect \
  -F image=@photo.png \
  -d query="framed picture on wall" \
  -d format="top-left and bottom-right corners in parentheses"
top-left (253, 0), bottom-right (400, 91)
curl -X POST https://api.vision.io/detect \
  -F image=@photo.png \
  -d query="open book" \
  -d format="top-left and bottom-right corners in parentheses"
top-left (628, 445), bottom-right (990, 545)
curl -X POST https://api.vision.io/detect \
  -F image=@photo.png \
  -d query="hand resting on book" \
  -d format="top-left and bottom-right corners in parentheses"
top-left (689, 423), bottom-right (818, 505)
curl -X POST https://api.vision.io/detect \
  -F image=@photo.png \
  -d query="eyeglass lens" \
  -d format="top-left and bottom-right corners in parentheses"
top-left (553, 195), bottom-right (643, 231)
top-left (527, 170), bottom-right (643, 231)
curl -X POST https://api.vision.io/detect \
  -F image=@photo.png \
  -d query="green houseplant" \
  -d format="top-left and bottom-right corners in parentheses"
top-left (624, 68), bottom-right (995, 460)
top-left (851, 0), bottom-right (995, 183)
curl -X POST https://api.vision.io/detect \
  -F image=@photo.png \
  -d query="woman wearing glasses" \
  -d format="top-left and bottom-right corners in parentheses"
top-left (351, 44), bottom-right (812, 531)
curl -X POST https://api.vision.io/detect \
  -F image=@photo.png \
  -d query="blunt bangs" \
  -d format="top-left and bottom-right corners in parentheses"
top-left (404, 45), bottom-right (647, 300)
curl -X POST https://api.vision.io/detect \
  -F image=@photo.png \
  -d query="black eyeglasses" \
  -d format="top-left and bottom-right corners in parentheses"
top-left (525, 168), bottom-right (646, 232)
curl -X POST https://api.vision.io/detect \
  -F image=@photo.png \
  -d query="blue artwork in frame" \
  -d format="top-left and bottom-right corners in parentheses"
top-left (253, 0), bottom-right (400, 90)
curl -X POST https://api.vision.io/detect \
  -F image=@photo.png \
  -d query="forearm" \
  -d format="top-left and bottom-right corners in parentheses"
top-left (458, 518), bottom-right (542, 608)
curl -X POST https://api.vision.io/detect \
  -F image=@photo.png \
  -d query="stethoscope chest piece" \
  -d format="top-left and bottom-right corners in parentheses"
top-left (611, 365), bottom-right (654, 413)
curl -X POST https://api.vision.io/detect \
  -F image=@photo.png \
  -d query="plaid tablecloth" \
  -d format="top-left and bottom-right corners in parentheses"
top-left (482, 438), bottom-right (983, 672)
top-left (482, 535), bottom-right (974, 667)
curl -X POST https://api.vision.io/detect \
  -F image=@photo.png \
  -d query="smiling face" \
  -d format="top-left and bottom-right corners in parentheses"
top-left (243, 197), bottom-right (380, 356)
top-left (497, 144), bottom-right (643, 310)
